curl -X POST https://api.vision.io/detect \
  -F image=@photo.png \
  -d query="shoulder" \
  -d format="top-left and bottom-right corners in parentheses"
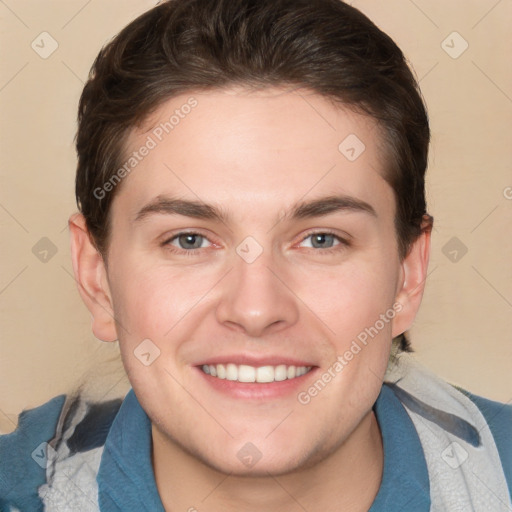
top-left (0, 394), bottom-right (123, 512)
top-left (465, 391), bottom-right (512, 497)
top-left (0, 395), bottom-right (66, 512)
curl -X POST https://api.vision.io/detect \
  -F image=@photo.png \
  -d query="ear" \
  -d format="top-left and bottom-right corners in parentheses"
top-left (69, 213), bottom-right (118, 342)
top-left (392, 216), bottom-right (433, 337)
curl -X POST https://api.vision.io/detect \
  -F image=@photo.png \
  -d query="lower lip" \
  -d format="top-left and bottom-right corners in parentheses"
top-left (195, 367), bottom-right (318, 400)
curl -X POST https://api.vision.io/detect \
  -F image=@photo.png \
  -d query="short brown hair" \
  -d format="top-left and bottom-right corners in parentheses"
top-left (75, 0), bottom-right (432, 279)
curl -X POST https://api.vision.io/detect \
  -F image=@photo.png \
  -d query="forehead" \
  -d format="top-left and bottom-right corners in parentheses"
top-left (113, 87), bottom-right (394, 223)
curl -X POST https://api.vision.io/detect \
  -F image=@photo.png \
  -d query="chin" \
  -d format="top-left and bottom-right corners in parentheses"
top-left (187, 431), bottom-right (330, 478)
top-left (202, 449), bottom-right (312, 477)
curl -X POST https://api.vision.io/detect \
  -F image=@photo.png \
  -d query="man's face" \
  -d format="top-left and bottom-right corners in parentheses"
top-left (103, 87), bottom-right (406, 474)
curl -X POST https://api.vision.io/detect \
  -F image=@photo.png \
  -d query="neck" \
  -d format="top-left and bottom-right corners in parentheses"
top-left (152, 410), bottom-right (383, 512)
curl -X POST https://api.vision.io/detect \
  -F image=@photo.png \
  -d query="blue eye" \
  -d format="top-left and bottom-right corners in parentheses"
top-left (161, 231), bottom-right (348, 256)
top-left (300, 233), bottom-right (342, 249)
top-left (312, 233), bottom-right (336, 248)
top-left (168, 233), bottom-right (210, 250)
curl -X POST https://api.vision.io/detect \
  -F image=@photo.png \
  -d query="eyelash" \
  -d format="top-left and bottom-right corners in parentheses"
top-left (161, 230), bottom-right (351, 256)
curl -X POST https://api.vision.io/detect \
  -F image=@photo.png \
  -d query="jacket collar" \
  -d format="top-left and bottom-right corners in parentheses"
top-left (98, 385), bottom-right (430, 511)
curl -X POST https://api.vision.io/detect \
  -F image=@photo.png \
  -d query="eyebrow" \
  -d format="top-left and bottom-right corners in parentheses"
top-left (133, 194), bottom-right (377, 224)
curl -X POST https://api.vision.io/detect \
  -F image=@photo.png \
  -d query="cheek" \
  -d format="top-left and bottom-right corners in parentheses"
top-left (108, 258), bottom-right (221, 341)
top-left (293, 255), bottom-right (399, 399)
top-left (296, 257), bottom-right (399, 337)
top-left (110, 272), bottom-right (170, 339)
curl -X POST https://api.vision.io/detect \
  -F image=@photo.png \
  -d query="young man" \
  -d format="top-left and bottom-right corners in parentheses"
top-left (1, 0), bottom-right (510, 510)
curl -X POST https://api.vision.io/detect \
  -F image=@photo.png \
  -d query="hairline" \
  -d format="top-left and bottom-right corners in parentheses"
top-left (93, 77), bottom-right (406, 264)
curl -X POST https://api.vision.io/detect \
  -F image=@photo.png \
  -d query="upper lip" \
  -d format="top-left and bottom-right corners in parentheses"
top-left (196, 355), bottom-right (316, 367)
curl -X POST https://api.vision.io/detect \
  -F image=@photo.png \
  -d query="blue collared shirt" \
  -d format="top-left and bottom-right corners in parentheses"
top-left (96, 385), bottom-right (511, 511)
top-left (1, 385), bottom-right (510, 511)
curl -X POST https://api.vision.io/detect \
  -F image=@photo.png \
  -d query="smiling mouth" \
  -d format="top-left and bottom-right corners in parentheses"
top-left (201, 363), bottom-right (313, 383)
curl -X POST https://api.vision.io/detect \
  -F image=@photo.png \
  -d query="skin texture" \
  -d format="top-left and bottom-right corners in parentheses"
top-left (70, 87), bottom-right (431, 511)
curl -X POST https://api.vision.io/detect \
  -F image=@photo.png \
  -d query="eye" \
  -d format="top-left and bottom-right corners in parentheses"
top-left (165, 233), bottom-right (211, 250)
top-left (298, 232), bottom-right (347, 250)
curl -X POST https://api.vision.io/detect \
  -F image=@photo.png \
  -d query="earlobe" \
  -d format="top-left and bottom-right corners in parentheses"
top-left (392, 216), bottom-right (433, 337)
top-left (68, 213), bottom-right (118, 342)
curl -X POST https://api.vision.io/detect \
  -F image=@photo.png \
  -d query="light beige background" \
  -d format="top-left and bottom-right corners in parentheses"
top-left (0, 0), bottom-right (511, 432)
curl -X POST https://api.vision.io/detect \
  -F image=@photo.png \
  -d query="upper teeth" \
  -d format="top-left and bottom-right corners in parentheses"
top-left (202, 364), bottom-right (312, 383)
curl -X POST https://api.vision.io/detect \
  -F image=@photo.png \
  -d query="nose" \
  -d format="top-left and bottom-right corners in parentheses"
top-left (215, 251), bottom-right (300, 337)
